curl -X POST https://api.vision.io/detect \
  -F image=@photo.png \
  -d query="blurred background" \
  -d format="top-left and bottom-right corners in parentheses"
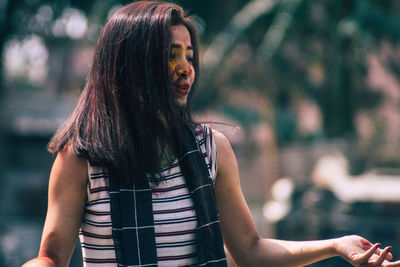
top-left (1, 0), bottom-right (400, 266)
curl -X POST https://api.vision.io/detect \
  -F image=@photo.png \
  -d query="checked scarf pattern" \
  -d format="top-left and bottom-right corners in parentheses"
top-left (108, 124), bottom-right (227, 266)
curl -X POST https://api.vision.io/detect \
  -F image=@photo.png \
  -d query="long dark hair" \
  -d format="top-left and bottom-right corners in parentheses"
top-left (47, 1), bottom-right (201, 184)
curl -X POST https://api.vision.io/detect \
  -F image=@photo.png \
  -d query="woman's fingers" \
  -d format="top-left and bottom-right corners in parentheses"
top-left (375, 247), bottom-right (394, 261)
top-left (357, 243), bottom-right (381, 263)
top-left (371, 246), bottom-right (392, 265)
top-left (382, 260), bottom-right (400, 267)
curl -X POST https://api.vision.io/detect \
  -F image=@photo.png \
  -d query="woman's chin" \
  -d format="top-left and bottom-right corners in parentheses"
top-left (173, 97), bottom-right (187, 108)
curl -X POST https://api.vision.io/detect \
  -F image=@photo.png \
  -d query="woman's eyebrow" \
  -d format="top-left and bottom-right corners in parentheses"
top-left (171, 44), bottom-right (193, 50)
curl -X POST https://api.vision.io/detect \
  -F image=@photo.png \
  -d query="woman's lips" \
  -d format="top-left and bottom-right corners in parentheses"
top-left (174, 83), bottom-right (190, 95)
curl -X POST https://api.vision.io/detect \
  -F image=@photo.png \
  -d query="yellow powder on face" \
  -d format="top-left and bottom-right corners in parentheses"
top-left (168, 61), bottom-right (176, 73)
top-left (169, 58), bottom-right (194, 76)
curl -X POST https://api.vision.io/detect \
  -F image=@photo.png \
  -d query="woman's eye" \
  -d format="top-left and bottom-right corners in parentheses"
top-left (186, 56), bottom-right (193, 63)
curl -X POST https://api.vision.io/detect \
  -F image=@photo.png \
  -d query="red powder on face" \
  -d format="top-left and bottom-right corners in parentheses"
top-left (176, 64), bottom-right (192, 76)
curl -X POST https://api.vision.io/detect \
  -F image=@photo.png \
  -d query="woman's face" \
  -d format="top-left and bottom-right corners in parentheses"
top-left (169, 24), bottom-right (195, 108)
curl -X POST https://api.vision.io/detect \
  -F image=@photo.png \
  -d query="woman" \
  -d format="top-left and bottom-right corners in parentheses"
top-left (24, 1), bottom-right (400, 266)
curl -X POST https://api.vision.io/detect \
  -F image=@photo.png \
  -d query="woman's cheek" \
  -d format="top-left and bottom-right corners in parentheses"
top-left (168, 61), bottom-right (176, 74)
top-left (190, 66), bottom-right (195, 81)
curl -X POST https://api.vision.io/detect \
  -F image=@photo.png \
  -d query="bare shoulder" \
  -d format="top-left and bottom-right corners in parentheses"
top-left (51, 144), bottom-right (88, 187)
top-left (57, 144), bottom-right (86, 166)
top-left (212, 129), bottom-right (234, 156)
top-left (212, 129), bottom-right (238, 183)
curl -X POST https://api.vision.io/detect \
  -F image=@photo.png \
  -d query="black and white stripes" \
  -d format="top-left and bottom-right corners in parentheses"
top-left (78, 124), bottom-right (218, 266)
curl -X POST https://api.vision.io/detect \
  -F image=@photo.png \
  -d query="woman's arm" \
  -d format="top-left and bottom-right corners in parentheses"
top-left (213, 130), bottom-right (399, 267)
top-left (23, 146), bottom-right (88, 267)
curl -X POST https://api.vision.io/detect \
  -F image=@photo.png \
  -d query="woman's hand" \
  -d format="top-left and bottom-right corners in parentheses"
top-left (335, 235), bottom-right (400, 266)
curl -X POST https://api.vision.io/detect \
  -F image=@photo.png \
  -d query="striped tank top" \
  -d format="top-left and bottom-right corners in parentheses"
top-left (79, 125), bottom-right (217, 266)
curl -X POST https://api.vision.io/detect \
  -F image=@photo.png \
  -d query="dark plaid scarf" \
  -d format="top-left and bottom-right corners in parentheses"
top-left (108, 124), bottom-right (227, 266)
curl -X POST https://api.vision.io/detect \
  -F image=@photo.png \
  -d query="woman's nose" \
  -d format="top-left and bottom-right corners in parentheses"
top-left (177, 68), bottom-right (189, 77)
top-left (176, 61), bottom-right (191, 77)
